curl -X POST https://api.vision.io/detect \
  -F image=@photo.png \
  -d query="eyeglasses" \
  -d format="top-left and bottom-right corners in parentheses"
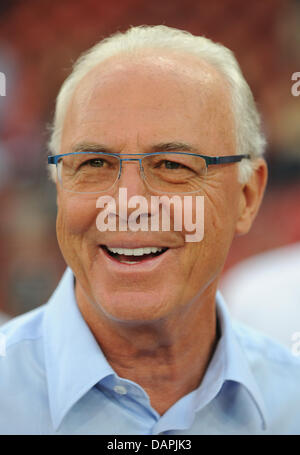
top-left (48, 151), bottom-right (251, 194)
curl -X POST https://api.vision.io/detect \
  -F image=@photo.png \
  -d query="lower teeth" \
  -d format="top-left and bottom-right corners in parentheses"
top-left (120, 260), bottom-right (139, 264)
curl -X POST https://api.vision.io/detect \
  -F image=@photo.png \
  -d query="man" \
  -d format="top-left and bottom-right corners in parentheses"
top-left (0, 25), bottom-right (299, 435)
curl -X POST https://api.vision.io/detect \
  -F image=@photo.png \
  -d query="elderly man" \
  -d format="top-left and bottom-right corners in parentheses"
top-left (1, 25), bottom-right (300, 435)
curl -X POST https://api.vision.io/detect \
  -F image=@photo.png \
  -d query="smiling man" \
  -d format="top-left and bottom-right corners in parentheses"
top-left (1, 26), bottom-right (300, 435)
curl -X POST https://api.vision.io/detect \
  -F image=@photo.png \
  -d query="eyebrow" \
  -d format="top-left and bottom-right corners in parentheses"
top-left (72, 143), bottom-right (112, 153)
top-left (151, 142), bottom-right (198, 153)
top-left (72, 141), bottom-right (198, 154)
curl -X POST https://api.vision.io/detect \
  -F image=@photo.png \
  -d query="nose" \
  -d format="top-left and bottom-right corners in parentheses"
top-left (113, 159), bottom-right (152, 228)
top-left (116, 159), bottom-right (148, 199)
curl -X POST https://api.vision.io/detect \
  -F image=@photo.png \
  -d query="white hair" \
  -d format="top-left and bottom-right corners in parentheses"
top-left (48, 25), bottom-right (266, 183)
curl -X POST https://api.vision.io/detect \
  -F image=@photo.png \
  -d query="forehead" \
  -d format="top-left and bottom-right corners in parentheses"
top-left (62, 51), bottom-right (234, 150)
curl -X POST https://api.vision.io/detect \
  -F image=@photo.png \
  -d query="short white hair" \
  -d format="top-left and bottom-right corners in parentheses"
top-left (48, 25), bottom-right (266, 183)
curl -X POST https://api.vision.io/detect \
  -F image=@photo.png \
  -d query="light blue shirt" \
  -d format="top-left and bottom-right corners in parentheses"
top-left (0, 267), bottom-right (300, 435)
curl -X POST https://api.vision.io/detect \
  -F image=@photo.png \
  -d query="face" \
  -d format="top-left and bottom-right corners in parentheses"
top-left (56, 52), bottom-right (244, 325)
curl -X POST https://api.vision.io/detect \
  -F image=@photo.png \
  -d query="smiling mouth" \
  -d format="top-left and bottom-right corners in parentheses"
top-left (101, 245), bottom-right (169, 264)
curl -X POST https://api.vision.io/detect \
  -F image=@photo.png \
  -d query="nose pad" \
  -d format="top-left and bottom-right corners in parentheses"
top-left (117, 159), bottom-right (148, 197)
top-left (113, 159), bottom-right (152, 231)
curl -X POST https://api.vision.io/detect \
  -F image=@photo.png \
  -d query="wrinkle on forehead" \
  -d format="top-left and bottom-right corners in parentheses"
top-left (84, 50), bottom-right (222, 82)
top-left (62, 50), bottom-right (235, 155)
top-left (69, 50), bottom-right (231, 114)
top-left (86, 53), bottom-right (219, 91)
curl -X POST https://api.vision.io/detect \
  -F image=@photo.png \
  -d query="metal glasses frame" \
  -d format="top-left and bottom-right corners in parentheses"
top-left (48, 151), bottom-right (251, 193)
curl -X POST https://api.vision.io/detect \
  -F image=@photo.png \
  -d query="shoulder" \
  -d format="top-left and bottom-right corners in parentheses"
top-left (0, 305), bottom-right (46, 383)
top-left (233, 320), bottom-right (300, 431)
top-left (0, 304), bottom-right (45, 349)
top-left (233, 320), bottom-right (300, 367)
top-left (0, 305), bottom-right (52, 434)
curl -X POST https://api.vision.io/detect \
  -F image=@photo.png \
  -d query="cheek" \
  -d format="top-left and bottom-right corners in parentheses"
top-left (56, 195), bottom-right (98, 241)
top-left (195, 174), bottom-right (241, 266)
top-left (205, 171), bottom-right (241, 234)
top-left (206, 193), bottom-right (232, 233)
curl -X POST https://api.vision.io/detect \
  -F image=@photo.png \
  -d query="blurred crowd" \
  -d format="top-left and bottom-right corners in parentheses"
top-left (0, 0), bottom-right (299, 318)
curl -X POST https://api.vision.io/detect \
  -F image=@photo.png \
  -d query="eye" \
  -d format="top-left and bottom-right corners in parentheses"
top-left (164, 160), bottom-right (180, 169)
top-left (149, 155), bottom-right (196, 174)
top-left (162, 160), bottom-right (189, 170)
top-left (83, 158), bottom-right (105, 167)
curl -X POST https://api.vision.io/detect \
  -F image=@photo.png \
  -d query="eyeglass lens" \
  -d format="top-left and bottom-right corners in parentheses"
top-left (57, 152), bottom-right (207, 193)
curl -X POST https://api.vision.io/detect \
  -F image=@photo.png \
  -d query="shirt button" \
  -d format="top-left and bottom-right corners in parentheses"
top-left (114, 385), bottom-right (127, 395)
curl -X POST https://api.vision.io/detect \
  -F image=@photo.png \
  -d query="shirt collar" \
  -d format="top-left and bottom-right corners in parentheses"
top-left (43, 268), bottom-right (115, 430)
top-left (213, 291), bottom-right (268, 430)
top-left (43, 268), bottom-right (268, 431)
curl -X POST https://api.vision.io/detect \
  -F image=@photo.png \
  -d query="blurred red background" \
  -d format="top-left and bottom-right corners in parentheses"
top-left (0, 0), bottom-right (299, 316)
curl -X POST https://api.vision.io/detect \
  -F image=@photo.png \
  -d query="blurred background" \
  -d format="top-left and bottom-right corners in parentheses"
top-left (0, 0), bottom-right (299, 319)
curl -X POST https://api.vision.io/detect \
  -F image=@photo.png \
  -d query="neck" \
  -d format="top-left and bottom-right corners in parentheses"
top-left (76, 284), bottom-right (218, 415)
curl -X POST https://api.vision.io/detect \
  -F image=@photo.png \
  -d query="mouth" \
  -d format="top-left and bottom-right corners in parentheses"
top-left (100, 245), bottom-right (169, 265)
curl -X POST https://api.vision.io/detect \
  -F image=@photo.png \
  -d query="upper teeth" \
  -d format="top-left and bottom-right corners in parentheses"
top-left (106, 246), bottom-right (164, 256)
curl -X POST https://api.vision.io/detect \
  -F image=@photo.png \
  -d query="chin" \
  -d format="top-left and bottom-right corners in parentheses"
top-left (93, 289), bottom-right (174, 324)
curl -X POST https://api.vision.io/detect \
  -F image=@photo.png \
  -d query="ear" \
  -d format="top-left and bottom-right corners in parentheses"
top-left (235, 158), bottom-right (268, 236)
